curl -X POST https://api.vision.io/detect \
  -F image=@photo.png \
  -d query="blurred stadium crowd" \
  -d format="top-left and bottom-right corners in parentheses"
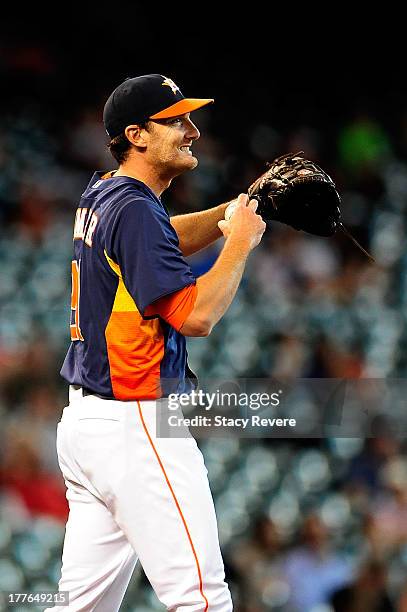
top-left (1, 38), bottom-right (407, 611)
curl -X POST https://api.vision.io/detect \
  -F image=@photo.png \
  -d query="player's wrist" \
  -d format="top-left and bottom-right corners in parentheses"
top-left (226, 231), bottom-right (253, 254)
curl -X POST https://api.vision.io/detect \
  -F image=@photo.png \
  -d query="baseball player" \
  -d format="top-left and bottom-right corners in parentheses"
top-left (49, 74), bottom-right (265, 611)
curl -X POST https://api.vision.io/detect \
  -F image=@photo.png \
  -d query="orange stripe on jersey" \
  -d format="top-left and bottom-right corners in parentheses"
top-left (144, 284), bottom-right (197, 331)
top-left (105, 311), bottom-right (163, 399)
top-left (104, 251), bottom-right (164, 400)
top-left (101, 170), bottom-right (117, 179)
top-left (137, 400), bottom-right (209, 611)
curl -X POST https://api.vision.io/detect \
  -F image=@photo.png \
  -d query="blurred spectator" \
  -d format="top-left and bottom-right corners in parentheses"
top-left (271, 333), bottom-right (308, 379)
top-left (330, 559), bottom-right (394, 612)
top-left (307, 335), bottom-right (365, 378)
top-left (5, 381), bottom-right (63, 472)
top-left (345, 426), bottom-right (400, 497)
top-left (283, 513), bottom-right (353, 612)
top-left (366, 457), bottom-right (407, 557)
top-left (398, 580), bottom-right (407, 612)
top-left (228, 516), bottom-right (286, 609)
top-left (0, 340), bottom-right (62, 426)
top-left (0, 435), bottom-right (67, 522)
top-left (67, 108), bottom-right (113, 169)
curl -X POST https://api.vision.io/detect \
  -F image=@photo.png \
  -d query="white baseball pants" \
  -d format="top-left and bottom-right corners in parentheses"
top-left (46, 386), bottom-right (232, 611)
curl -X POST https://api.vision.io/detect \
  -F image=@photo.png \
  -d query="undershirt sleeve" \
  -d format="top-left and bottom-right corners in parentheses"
top-left (144, 283), bottom-right (198, 332)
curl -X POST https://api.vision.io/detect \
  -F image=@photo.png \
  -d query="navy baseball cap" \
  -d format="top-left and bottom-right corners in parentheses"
top-left (103, 74), bottom-right (214, 138)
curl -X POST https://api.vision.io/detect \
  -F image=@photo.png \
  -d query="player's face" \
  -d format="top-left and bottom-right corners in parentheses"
top-left (146, 113), bottom-right (200, 176)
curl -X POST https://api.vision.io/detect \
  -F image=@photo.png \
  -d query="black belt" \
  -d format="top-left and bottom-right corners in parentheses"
top-left (72, 385), bottom-right (168, 402)
top-left (72, 385), bottom-right (111, 400)
top-left (83, 388), bottom-right (111, 399)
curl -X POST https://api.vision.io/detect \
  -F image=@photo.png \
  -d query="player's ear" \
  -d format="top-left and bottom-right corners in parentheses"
top-left (124, 124), bottom-right (148, 149)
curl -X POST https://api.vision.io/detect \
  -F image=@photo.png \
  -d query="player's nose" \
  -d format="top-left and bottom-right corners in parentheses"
top-left (185, 118), bottom-right (200, 141)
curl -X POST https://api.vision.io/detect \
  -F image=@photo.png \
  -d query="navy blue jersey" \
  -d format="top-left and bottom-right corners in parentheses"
top-left (60, 172), bottom-right (197, 399)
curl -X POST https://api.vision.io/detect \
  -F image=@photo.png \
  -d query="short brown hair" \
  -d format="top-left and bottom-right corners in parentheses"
top-left (107, 122), bottom-right (149, 164)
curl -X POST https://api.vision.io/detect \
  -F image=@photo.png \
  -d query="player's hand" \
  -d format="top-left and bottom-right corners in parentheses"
top-left (218, 193), bottom-right (266, 250)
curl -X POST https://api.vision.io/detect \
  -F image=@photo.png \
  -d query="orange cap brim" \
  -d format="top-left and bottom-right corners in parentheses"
top-left (149, 98), bottom-right (214, 119)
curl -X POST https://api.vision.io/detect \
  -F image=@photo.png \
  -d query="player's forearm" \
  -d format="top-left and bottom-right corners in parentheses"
top-left (180, 235), bottom-right (251, 336)
top-left (171, 202), bottom-right (230, 256)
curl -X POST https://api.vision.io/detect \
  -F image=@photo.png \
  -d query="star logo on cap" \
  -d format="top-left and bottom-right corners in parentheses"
top-left (162, 77), bottom-right (180, 95)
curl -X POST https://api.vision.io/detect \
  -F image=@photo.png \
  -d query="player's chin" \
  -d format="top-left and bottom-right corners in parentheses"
top-left (188, 155), bottom-right (198, 169)
top-left (177, 153), bottom-right (198, 171)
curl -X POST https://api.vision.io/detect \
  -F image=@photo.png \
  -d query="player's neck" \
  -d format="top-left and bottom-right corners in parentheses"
top-left (115, 162), bottom-right (171, 198)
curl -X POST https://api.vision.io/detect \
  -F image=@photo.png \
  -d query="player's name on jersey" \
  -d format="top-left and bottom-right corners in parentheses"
top-left (167, 415), bottom-right (297, 429)
top-left (73, 208), bottom-right (99, 247)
